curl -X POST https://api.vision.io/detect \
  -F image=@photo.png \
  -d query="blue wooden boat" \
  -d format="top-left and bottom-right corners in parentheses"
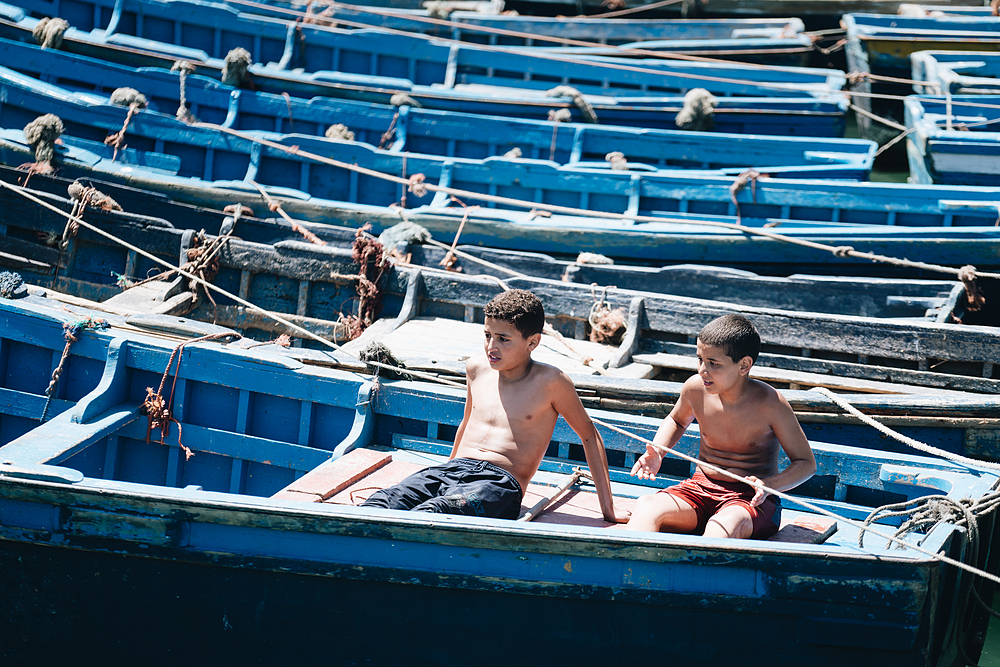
top-left (904, 94), bottom-right (1000, 186)
top-left (4, 171), bottom-right (1000, 461)
top-left (0, 43), bottom-right (877, 179)
top-left (845, 12), bottom-right (1000, 143)
top-left (911, 50), bottom-right (1000, 95)
top-left (276, 7), bottom-right (817, 66)
top-left (2, 90), bottom-right (1000, 277)
top-left (0, 164), bottom-right (964, 323)
top-left (0, 292), bottom-right (996, 665)
top-left (0, 5), bottom-right (853, 137)
top-left (0, 0), bottom-right (853, 138)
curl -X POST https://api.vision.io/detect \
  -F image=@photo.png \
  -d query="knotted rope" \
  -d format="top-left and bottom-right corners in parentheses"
top-left (335, 226), bottom-right (392, 340)
top-left (0, 271), bottom-right (27, 299)
top-left (171, 60), bottom-right (198, 123)
top-left (358, 340), bottom-right (411, 381)
top-left (325, 123), bottom-right (355, 141)
top-left (958, 265), bottom-right (987, 312)
top-left (221, 47), bottom-right (253, 87)
top-left (676, 88), bottom-right (718, 131)
top-left (545, 86), bottom-right (598, 124)
top-left (105, 88), bottom-right (147, 161)
top-left (547, 108), bottom-right (572, 161)
top-left (503, 147), bottom-right (522, 159)
top-left (143, 331), bottom-right (241, 458)
top-left (32, 17), bottom-right (68, 49)
top-left (19, 114), bottom-right (64, 178)
top-left (390, 93), bottom-right (421, 108)
top-left (605, 151), bottom-right (628, 170)
top-left (588, 284), bottom-right (627, 344)
top-left (65, 181), bottom-right (122, 249)
top-left (40, 317), bottom-right (110, 422)
top-left (247, 181), bottom-right (327, 246)
top-left (728, 168), bottom-right (760, 222)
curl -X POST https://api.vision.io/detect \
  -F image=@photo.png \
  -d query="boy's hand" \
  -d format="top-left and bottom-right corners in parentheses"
top-left (745, 475), bottom-right (768, 507)
top-left (605, 508), bottom-right (632, 524)
top-left (630, 444), bottom-right (663, 480)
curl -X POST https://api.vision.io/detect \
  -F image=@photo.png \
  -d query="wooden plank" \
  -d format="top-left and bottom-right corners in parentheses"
top-left (633, 352), bottom-right (969, 396)
top-left (377, 317), bottom-right (617, 376)
top-left (272, 448), bottom-right (393, 502)
top-left (768, 515), bottom-right (838, 544)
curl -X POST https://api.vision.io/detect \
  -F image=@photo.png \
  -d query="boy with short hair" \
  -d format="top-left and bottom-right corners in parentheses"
top-left (363, 288), bottom-right (628, 523)
top-left (625, 313), bottom-right (815, 539)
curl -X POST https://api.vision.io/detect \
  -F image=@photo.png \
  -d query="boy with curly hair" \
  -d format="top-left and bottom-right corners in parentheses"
top-left (363, 288), bottom-right (627, 522)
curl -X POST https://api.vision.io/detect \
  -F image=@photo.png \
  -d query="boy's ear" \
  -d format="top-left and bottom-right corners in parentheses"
top-left (738, 356), bottom-right (754, 376)
top-left (527, 333), bottom-right (541, 351)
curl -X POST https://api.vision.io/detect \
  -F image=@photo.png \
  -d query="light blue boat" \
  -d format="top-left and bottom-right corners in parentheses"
top-left (845, 12), bottom-right (1000, 142)
top-left (904, 94), bottom-right (1000, 186)
top-left (0, 292), bottom-right (996, 665)
top-left (912, 50), bottom-right (1000, 95)
top-left (0, 0), bottom-right (852, 137)
top-left (0, 42), bottom-right (877, 178)
top-left (271, 7), bottom-right (817, 65)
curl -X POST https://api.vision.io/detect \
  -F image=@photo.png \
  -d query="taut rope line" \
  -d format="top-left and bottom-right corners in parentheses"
top-left (591, 415), bottom-right (1000, 586)
top-left (5, 174), bottom-right (1000, 587)
top-left (0, 179), bottom-right (464, 388)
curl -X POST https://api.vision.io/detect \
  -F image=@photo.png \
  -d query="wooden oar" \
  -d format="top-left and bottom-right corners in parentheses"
top-left (517, 467), bottom-right (591, 522)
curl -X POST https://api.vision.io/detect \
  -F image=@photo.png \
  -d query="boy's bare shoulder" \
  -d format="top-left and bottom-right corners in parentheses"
top-left (529, 359), bottom-right (570, 385)
top-left (748, 379), bottom-right (794, 411)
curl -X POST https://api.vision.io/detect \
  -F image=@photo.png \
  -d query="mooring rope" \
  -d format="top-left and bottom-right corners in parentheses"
top-left (590, 415), bottom-right (1000, 586)
top-left (0, 179), bottom-right (465, 389)
top-left (191, 122), bottom-right (1000, 283)
top-left (811, 387), bottom-right (1000, 472)
top-left (5, 177), bottom-right (1000, 597)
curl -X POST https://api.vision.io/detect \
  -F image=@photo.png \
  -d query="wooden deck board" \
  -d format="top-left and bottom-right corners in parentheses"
top-left (379, 317), bottom-right (618, 376)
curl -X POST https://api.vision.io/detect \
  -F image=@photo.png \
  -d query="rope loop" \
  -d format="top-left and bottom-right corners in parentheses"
top-left (407, 173), bottom-right (428, 197)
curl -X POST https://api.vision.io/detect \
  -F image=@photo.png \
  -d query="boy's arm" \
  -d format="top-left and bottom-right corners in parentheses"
top-left (749, 392), bottom-right (816, 506)
top-left (551, 374), bottom-right (629, 523)
top-left (449, 362), bottom-right (476, 460)
top-left (631, 382), bottom-right (696, 480)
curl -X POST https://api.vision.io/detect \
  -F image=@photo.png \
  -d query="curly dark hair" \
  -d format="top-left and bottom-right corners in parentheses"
top-left (697, 313), bottom-right (760, 364)
top-left (483, 289), bottom-right (545, 338)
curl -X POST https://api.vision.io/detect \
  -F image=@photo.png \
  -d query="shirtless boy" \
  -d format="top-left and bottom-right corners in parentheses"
top-left (625, 314), bottom-right (815, 540)
top-left (363, 289), bottom-right (627, 523)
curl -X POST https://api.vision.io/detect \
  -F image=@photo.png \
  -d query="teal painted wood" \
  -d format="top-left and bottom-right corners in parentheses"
top-left (845, 13), bottom-right (1000, 143)
top-left (0, 42), bottom-right (877, 178)
top-left (1, 112), bottom-right (999, 272)
top-left (905, 94), bottom-right (1000, 186)
top-left (277, 8), bottom-right (816, 66)
top-left (0, 292), bottom-right (996, 665)
top-left (2, 177), bottom-right (999, 457)
top-left (0, 0), bottom-right (851, 138)
top-left (912, 50), bottom-right (1000, 95)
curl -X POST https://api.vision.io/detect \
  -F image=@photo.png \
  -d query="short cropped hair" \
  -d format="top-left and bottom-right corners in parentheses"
top-left (484, 289), bottom-right (545, 338)
top-left (697, 314), bottom-right (760, 364)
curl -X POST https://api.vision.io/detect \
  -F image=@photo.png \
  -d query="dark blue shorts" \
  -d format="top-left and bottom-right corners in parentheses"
top-left (361, 457), bottom-right (524, 520)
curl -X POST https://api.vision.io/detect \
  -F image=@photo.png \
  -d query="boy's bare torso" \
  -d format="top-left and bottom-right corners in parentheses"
top-left (453, 355), bottom-right (561, 490)
top-left (687, 377), bottom-right (781, 480)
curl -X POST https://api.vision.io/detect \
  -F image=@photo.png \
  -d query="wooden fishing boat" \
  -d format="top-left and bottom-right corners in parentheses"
top-left (274, 7), bottom-right (818, 66)
top-left (4, 170), bottom-right (1000, 460)
top-left (1, 94), bottom-right (999, 280)
top-left (904, 94), bottom-right (1000, 186)
top-left (0, 44), bottom-right (877, 179)
top-left (0, 164), bottom-right (962, 322)
top-left (0, 292), bottom-right (996, 666)
top-left (844, 12), bottom-right (1000, 144)
top-left (911, 50), bottom-right (1000, 95)
top-left (0, 0), bottom-right (852, 137)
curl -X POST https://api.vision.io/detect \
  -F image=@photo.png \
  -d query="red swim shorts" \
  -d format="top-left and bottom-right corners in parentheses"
top-left (663, 468), bottom-right (781, 539)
